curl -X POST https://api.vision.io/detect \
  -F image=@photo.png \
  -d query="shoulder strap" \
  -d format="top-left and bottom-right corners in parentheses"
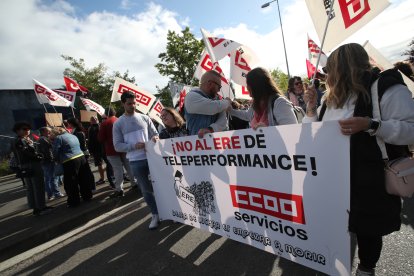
top-left (371, 79), bottom-right (388, 160)
top-left (318, 102), bottom-right (327, 121)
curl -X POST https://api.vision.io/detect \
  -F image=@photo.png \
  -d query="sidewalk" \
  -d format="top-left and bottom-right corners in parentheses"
top-left (0, 170), bottom-right (140, 262)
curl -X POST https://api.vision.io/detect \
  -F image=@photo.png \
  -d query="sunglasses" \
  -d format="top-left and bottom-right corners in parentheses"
top-left (294, 82), bottom-right (302, 86)
top-left (21, 127), bottom-right (30, 131)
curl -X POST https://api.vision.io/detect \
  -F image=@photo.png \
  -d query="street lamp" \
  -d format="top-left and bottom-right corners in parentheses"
top-left (261, 0), bottom-right (290, 79)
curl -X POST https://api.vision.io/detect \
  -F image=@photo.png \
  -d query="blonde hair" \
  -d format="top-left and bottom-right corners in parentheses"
top-left (51, 127), bottom-right (67, 137)
top-left (325, 43), bottom-right (372, 108)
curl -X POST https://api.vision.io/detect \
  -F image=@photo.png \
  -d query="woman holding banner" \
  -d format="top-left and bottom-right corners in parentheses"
top-left (229, 67), bottom-right (298, 129)
top-left (304, 43), bottom-right (414, 276)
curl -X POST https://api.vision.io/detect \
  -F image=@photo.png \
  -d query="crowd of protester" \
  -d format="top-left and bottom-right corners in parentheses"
top-left (9, 43), bottom-right (414, 276)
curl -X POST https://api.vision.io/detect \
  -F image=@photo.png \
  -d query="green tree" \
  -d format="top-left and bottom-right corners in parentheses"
top-left (155, 27), bottom-right (204, 88)
top-left (270, 68), bottom-right (289, 93)
top-left (61, 55), bottom-right (136, 115)
top-left (154, 85), bottom-right (173, 108)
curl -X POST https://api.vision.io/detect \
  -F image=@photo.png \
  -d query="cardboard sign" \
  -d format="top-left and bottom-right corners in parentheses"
top-left (45, 113), bottom-right (63, 127)
top-left (80, 110), bottom-right (97, 122)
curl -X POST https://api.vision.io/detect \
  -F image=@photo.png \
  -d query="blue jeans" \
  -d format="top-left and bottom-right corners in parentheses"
top-left (129, 159), bottom-right (158, 215)
top-left (42, 163), bottom-right (61, 198)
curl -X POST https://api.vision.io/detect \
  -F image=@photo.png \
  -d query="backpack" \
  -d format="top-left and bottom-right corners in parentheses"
top-left (271, 96), bottom-right (305, 123)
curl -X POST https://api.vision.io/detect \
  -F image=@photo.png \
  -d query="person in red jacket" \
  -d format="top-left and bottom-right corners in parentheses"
top-left (98, 107), bottom-right (137, 198)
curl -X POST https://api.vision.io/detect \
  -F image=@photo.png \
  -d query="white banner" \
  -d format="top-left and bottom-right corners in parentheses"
top-left (53, 90), bottom-right (76, 107)
top-left (111, 77), bottom-right (156, 114)
top-left (32, 79), bottom-right (72, 107)
top-left (80, 97), bottom-right (105, 116)
top-left (305, 0), bottom-right (390, 52)
top-left (363, 41), bottom-right (414, 95)
top-left (147, 122), bottom-right (350, 275)
top-left (148, 99), bottom-right (164, 127)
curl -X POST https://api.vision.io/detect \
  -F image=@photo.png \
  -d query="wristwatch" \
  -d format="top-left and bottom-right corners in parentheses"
top-left (367, 118), bottom-right (381, 136)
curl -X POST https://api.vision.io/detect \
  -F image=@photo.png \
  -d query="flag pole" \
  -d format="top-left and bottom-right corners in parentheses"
top-left (311, 0), bottom-right (335, 84)
top-left (41, 103), bottom-right (48, 113)
top-left (71, 106), bottom-right (76, 118)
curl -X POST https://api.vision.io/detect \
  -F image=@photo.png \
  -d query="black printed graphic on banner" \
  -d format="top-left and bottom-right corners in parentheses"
top-left (173, 170), bottom-right (216, 216)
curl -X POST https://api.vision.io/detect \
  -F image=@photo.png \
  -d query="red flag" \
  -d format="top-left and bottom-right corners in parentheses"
top-left (178, 88), bottom-right (187, 113)
top-left (64, 76), bottom-right (89, 93)
top-left (306, 59), bottom-right (325, 80)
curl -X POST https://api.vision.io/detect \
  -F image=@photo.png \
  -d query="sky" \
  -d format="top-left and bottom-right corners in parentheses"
top-left (0, 0), bottom-right (413, 94)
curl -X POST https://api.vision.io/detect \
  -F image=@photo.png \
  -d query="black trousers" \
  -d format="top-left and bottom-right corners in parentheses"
top-left (63, 156), bottom-right (93, 206)
top-left (357, 234), bottom-right (383, 269)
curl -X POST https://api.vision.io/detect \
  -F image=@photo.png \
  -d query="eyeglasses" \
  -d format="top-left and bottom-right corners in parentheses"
top-left (209, 80), bottom-right (222, 89)
top-left (160, 113), bottom-right (170, 120)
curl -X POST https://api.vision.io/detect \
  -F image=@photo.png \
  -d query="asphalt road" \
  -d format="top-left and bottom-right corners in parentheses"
top-left (2, 197), bottom-right (413, 276)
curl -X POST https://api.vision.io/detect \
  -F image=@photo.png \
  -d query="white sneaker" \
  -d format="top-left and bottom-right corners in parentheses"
top-left (148, 214), bottom-right (159, 230)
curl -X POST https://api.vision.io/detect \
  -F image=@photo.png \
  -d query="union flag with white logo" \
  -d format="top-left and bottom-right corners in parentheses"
top-left (194, 50), bottom-right (233, 99)
top-left (230, 45), bottom-right (259, 88)
top-left (32, 79), bottom-right (72, 107)
top-left (200, 28), bottom-right (242, 62)
top-left (307, 35), bottom-right (327, 69)
top-left (305, 0), bottom-right (390, 51)
top-left (148, 99), bottom-right (165, 126)
top-left (233, 82), bottom-right (251, 100)
top-left (53, 90), bottom-right (76, 107)
top-left (80, 97), bottom-right (105, 116)
top-left (111, 77), bottom-right (156, 114)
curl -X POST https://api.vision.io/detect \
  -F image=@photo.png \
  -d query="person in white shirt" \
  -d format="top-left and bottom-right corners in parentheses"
top-left (113, 91), bottom-right (160, 230)
top-left (304, 43), bottom-right (414, 276)
top-left (184, 70), bottom-right (232, 138)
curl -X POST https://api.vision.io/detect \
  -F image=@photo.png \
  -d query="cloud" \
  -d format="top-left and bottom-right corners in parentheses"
top-left (0, 0), bottom-right (413, 93)
top-left (210, 0), bottom-right (414, 78)
top-left (0, 0), bottom-right (182, 91)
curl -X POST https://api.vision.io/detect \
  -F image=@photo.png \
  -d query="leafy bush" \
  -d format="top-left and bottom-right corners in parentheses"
top-left (0, 158), bottom-right (12, 177)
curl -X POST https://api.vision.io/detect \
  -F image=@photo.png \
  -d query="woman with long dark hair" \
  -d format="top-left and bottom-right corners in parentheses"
top-left (230, 67), bottom-right (297, 129)
top-left (304, 43), bottom-right (414, 275)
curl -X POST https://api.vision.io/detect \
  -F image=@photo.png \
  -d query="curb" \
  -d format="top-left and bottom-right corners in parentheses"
top-left (0, 197), bottom-right (144, 273)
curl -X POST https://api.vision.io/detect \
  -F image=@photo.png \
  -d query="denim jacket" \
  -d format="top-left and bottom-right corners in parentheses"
top-left (53, 132), bottom-right (83, 163)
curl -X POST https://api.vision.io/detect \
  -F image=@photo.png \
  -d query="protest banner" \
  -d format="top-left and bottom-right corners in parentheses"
top-left (147, 121), bottom-right (350, 275)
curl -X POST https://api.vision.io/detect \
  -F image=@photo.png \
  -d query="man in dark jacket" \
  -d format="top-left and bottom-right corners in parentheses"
top-left (38, 127), bottom-right (64, 200)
